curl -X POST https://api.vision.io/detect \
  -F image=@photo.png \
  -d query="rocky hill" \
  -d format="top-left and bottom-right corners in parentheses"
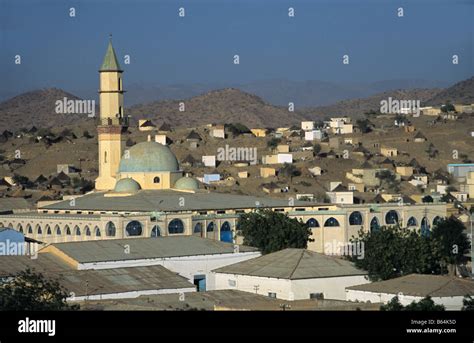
top-left (425, 76), bottom-right (474, 106)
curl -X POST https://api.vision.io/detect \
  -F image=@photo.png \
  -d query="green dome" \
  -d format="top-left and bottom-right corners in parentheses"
top-left (114, 178), bottom-right (141, 192)
top-left (174, 177), bottom-right (199, 191)
top-left (118, 141), bottom-right (179, 173)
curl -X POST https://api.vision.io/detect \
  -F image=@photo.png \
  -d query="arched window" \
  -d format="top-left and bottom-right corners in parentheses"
top-left (85, 226), bottom-right (91, 236)
top-left (407, 217), bottom-right (418, 227)
top-left (18, 224), bottom-right (24, 233)
top-left (194, 223), bottom-right (202, 234)
top-left (153, 176), bottom-right (160, 184)
top-left (433, 216), bottom-right (442, 227)
top-left (0, 223), bottom-right (4, 228)
top-left (370, 217), bottom-right (380, 232)
top-left (306, 218), bottom-right (320, 228)
top-left (125, 221), bottom-right (143, 236)
top-left (421, 217), bottom-right (430, 237)
top-left (151, 225), bottom-right (161, 237)
top-left (324, 217), bottom-right (340, 227)
top-left (168, 219), bottom-right (184, 234)
top-left (74, 226), bottom-right (81, 236)
top-left (220, 221), bottom-right (232, 243)
top-left (118, 78), bottom-right (122, 91)
top-left (8, 223), bottom-right (13, 229)
top-left (46, 225), bottom-right (51, 235)
top-left (55, 225), bottom-right (61, 235)
top-left (349, 211), bottom-right (363, 225)
top-left (65, 225), bottom-right (71, 235)
top-left (385, 210), bottom-right (399, 225)
top-left (207, 222), bottom-right (215, 232)
top-left (36, 224), bottom-right (42, 235)
top-left (95, 226), bottom-right (101, 237)
top-left (26, 224), bottom-right (31, 234)
top-left (106, 222), bottom-right (116, 237)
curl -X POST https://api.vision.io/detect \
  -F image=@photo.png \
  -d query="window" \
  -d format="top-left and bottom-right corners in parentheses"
top-left (206, 222), bottom-right (215, 232)
top-left (193, 222), bottom-right (202, 233)
top-left (324, 217), bottom-right (340, 227)
top-left (306, 218), bottom-right (320, 228)
top-left (104, 151), bottom-right (107, 164)
top-left (349, 211), bottom-right (363, 225)
top-left (370, 217), bottom-right (380, 232)
top-left (55, 225), bottom-right (61, 235)
top-left (74, 226), bottom-right (81, 236)
top-left (95, 226), bottom-right (101, 237)
top-left (65, 225), bottom-right (71, 235)
top-left (26, 225), bottom-right (32, 234)
top-left (153, 176), bottom-right (160, 184)
top-left (310, 293), bottom-right (324, 300)
top-left (85, 226), bottom-right (91, 236)
top-left (421, 217), bottom-right (430, 237)
top-left (220, 221), bottom-right (232, 243)
top-left (106, 221), bottom-right (116, 237)
top-left (268, 293), bottom-right (277, 298)
top-left (151, 225), bottom-right (161, 237)
top-left (46, 225), bottom-right (51, 235)
top-left (407, 217), bottom-right (417, 227)
top-left (385, 210), bottom-right (399, 225)
top-left (433, 216), bottom-right (442, 227)
top-left (36, 225), bottom-right (42, 235)
top-left (168, 219), bottom-right (184, 234)
top-left (125, 221), bottom-right (143, 236)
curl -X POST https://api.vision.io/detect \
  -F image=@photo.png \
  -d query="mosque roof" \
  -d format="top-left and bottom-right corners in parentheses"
top-left (118, 141), bottom-right (179, 173)
top-left (174, 177), bottom-right (199, 191)
top-left (100, 40), bottom-right (122, 72)
top-left (114, 178), bottom-right (141, 193)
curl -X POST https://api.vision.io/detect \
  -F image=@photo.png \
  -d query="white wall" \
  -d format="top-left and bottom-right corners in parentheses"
top-left (69, 287), bottom-right (196, 301)
top-left (345, 290), bottom-right (466, 310)
top-left (213, 273), bottom-right (369, 300)
top-left (78, 251), bottom-right (261, 291)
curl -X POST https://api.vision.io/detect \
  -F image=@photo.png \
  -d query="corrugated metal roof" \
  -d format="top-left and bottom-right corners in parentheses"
top-left (213, 248), bottom-right (367, 280)
top-left (41, 189), bottom-right (308, 212)
top-left (0, 198), bottom-right (32, 211)
top-left (50, 236), bottom-right (259, 263)
top-left (346, 274), bottom-right (474, 297)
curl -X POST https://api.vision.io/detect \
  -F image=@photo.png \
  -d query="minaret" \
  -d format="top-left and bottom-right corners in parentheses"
top-left (95, 37), bottom-right (124, 191)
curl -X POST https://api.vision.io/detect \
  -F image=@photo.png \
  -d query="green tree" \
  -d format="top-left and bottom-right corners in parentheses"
top-left (0, 269), bottom-right (79, 311)
top-left (267, 137), bottom-right (281, 149)
top-left (381, 296), bottom-right (445, 311)
top-left (349, 226), bottom-right (441, 281)
top-left (431, 217), bottom-right (470, 267)
top-left (278, 163), bottom-right (301, 183)
top-left (313, 143), bottom-right (322, 155)
top-left (238, 209), bottom-right (313, 254)
top-left (356, 119), bottom-right (373, 133)
top-left (461, 295), bottom-right (474, 311)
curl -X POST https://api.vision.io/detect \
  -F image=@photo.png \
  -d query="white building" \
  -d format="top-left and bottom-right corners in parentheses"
top-left (277, 153), bottom-right (293, 164)
top-left (301, 121), bottom-right (315, 131)
top-left (305, 130), bottom-right (323, 141)
top-left (213, 248), bottom-right (369, 300)
top-left (202, 155), bottom-right (217, 167)
top-left (346, 274), bottom-right (474, 310)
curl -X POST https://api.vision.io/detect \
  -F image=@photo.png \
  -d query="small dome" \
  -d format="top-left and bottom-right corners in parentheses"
top-left (174, 177), bottom-right (199, 191)
top-left (114, 178), bottom-right (141, 193)
top-left (118, 141), bottom-right (179, 173)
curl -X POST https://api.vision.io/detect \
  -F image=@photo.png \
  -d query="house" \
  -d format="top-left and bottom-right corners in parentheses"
top-left (413, 131), bottom-right (427, 143)
top-left (275, 144), bottom-right (290, 153)
top-left (327, 118), bottom-right (353, 135)
top-left (396, 165), bottom-right (413, 177)
top-left (260, 167), bottom-right (276, 178)
top-left (308, 166), bottom-right (323, 176)
top-left (447, 163), bottom-right (474, 182)
top-left (451, 191), bottom-right (468, 202)
top-left (346, 274), bottom-right (474, 310)
top-left (213, 249), bottom-right (369, 301)
top-left (327, 185), bottom-right (354, 204)
top-left (277, 153), bottom-right (293, 164)
top-left (305, 130), bottom-right (323, 141)
top-left (154, 134), bottom-right (168, 145)
top-left (408, 174), bottom-right (429, 188)
top-left (301, 121), bottom-right (315, 131)
top-left (380, 146), bottom-right (398, 157)
top-left (262, 154), bottom-right (293, 165)
top-left (404, 124), bottom-right (416, 133)
top-left (262, 182), bottom-right (280, 194)
top-left (420, 107), bottom-right (441, 116)
top-left (181, 154), bottom-right (197, 168)
top-left (138, 119), bottom-right (156, 131)
top-left (250, 128), bottom-right (267, 137)
top-left (210, 125), bottom-right (225, 139)
top-left (237, 171), bottom-right (249, 179)
top-left (202, 155), bottom-right (217, 168)
top-left (186, 130), bottom-right (202, 142)
top-left (157, 122), bottom-right (172, 132)
top-left (454, 104), bottom-right (474, 113)
top-left (203, 174), bottom-right (221, 184)
top-left (348, 183), bottom-right (364, 192)
top-left (352, 145), bottom-right (369, 157)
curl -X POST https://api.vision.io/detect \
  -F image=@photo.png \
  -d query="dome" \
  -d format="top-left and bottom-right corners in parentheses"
top-left (118, 141), bottom-right (179, 173)
top-left (114, 178), bottom-right (141, 193)
top-left (174, 176), bottom-right (200, 191)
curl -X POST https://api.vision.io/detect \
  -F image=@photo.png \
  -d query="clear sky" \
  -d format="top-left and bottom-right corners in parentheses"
top-left (1, 0), bottom-right (473, 97)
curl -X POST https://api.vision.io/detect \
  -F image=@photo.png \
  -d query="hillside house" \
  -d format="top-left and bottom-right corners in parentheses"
top-left (260, 167), bottom-right (276, 178)
top-left (380, 146), bottom-right (398, 157)
top-left (210, 125), bottom-right (225, 139)
top-left (301, 121), bottom-right (315, 131)
top-left (138, 119), bottom-right (156, 131)
top-left (202, 156), bottom-right (217, 168)
top-left (250, 128), bottom-right (267, 137)
top-left (413, 131), bottom-right (427, 143)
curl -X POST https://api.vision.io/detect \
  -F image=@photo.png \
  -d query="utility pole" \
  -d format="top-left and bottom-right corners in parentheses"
top-left (253, 285), bottom-right (259, 294)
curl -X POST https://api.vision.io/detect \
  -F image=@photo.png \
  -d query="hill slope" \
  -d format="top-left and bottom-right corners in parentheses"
top-left (425, 76), bottom-right (474, 106)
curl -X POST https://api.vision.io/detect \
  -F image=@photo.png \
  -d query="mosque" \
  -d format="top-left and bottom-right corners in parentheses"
top-left (0, 40), bottom-right (447, 253)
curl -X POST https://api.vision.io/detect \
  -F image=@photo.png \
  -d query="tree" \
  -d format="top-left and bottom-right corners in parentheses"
top-left (267, 137), bottom-right (281, 149)
top-left (349, 226), bottom-right (441, 281)
top-left (313, 143), bottom-right (322, 155)
top-left (226, 123), bottom-right (250, 136)
top-left (278, 163), bottom-right (301, 183)
top-left (441, 102), bottom-right (455, 113)
top-left (461, 295), bottom-right (474, 311)
top-left (0, 269), bottom-right (79, 311)
top-left (381, 296), bottom-right (445, 311)
top-left (431, 217), bottom-right (470, 267)
top-left (356, 119), bottom-right (373, 133)
top-left (238, 209), bottom-right (313, 254)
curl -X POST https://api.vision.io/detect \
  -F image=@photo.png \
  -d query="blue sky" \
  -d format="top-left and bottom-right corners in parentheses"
top-left (1, 0), bottom-right (472, 98)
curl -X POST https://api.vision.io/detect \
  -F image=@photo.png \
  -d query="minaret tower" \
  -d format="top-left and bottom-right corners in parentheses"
top-left (95, 36), bottom-right (125, 191)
